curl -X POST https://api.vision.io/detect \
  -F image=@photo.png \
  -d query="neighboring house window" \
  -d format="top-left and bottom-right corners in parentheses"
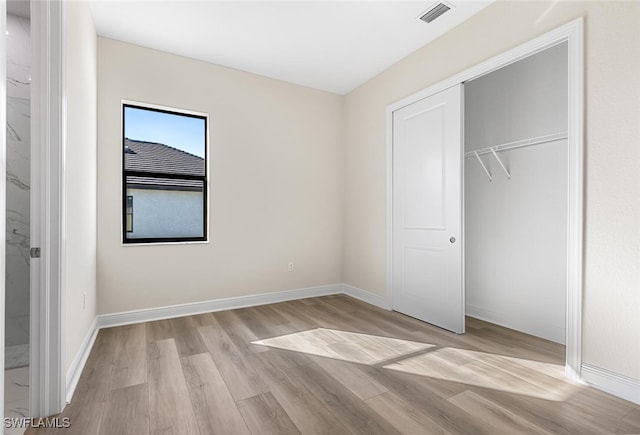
top-left (126, 196), bottom-right (133, 232)
top-left (122, 103), bottom-right (208, 243)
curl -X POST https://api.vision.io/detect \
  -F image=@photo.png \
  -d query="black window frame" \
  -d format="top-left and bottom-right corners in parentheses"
top-left (122, 103), bottom-right (208, 244)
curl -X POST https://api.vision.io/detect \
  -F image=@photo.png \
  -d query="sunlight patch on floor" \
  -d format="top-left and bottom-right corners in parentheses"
top-left (383, 347), bottom-right (579, 401)
top-left (253, 328), bottom-right (434, 365)
top-left (254, 328), bottom-right (581, 402)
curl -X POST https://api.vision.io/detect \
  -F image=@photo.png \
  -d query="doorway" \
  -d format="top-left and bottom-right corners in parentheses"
top-left (5, 0), bottom-right (31, 428)
top-left (386, 19), bottom-right (584, 377)
top-left (3, 0), bottom-right (65, 421)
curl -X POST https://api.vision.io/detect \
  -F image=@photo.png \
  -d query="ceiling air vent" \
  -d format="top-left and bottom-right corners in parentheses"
top-left (419, 2), bottom-right (451, 23)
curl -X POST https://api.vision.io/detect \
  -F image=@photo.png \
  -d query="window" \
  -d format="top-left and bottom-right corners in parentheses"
top-left (126, 196), bottom-right (133, 232)
top-left (122, 103), bottom-right (208, 243)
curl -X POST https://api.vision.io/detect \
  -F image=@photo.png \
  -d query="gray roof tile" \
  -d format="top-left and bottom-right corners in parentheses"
top-left (124, 138), bottom-right (205, 190)
top-left (124, 138), bottom-right (204, 175)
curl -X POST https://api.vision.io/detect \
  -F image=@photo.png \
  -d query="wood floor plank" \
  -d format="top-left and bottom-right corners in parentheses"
top-left (317, 296), bottom-right (457, 351)
top-left (99, 384), bottom-right (149, 435)
top-left (470, 317), bottom-right (564, 358)
top-left (383, 347), bottom-right (566, 401)
top-left (76, 327), bottom-right (119, 399)
top-left (567, 384), bottom-right (636, 420)
top-left (365, 391), bottom-right (451, 435)
top-left (233, 306), bottom-right (298, 339)
top-left (366, 363), bottom-right (497, 434)
top-left (309, 354), bottom-right (388, 400)
top-left (211, 310), bottom-right (270, 356)
top-left (320, 294), bottom-right (363, 314)
top-left (189, 312), bottom-right (218, 327)
top-left (477, 388), bottom-right (621, 434)
top-left (181, 352), bottom-right (250, 435)
top-left (147, 339), bottom-right (199, 435)
top-left (623, 408), bottom-right (640, 428)
top-left (286, 360), bottom-right (403, 435)
top-left (145, 319), bottom-right (174, 343)
top-left (285, 299), bottom-right (354, 330)
top-left (307, 299), bottom-right (373, 331)
top-left (237, 392), bottom-right (302, 435)
top-left (448, 390), bottom-right (551, 434)
top-left (270, 301), bottom-right (322, 330)
top-left (49, 328), bottom-right (118, 435)
top-left (198, 323), bottom-right (270, 401)
top-left (320, 295), bottom-right (436, 340)
top-left (110, 323), bottom-right (147, 390)
top-left (470, 324), bottom-right (563, 363)
top-left (170, 315), bottom-right (208, 357)
top-left (246, 351), bottom-right (352, 435)
top-left (232, 307), bottom-right (277, 339)
top-left (246, 346), bottom-right (312, 376)
top-left (251, 304), bottom-right (291, 326)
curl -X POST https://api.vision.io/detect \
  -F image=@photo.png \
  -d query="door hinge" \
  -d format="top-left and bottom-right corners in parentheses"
top-left (30, 247), bottom-right (41, 258)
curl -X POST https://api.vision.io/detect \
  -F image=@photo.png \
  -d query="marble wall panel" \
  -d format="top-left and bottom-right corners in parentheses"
top-left (5, 13), bottom-right (31, 350)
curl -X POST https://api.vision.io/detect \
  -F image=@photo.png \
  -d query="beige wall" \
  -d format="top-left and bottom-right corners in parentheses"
top-left (97, 38), bottom-right (343, 314)
top-left (64, 0), bottom-right (98, 374)
top-left (343, 0), bottom-right (640, 379)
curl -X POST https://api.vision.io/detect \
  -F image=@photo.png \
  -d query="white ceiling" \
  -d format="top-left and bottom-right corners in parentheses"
top-left (90, 1), bottom-right (493, 95)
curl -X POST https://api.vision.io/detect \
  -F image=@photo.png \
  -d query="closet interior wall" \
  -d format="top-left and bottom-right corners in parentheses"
top-left (464, 42), bottom-right (568, 344)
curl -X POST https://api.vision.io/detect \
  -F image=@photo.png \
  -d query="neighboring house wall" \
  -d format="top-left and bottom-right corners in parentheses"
top-left (64, 1), bottom-right (98, 376)
top-left (127, 188), bottom-right (203, 239)
top-left (343, 0), bottom-right (640, 381)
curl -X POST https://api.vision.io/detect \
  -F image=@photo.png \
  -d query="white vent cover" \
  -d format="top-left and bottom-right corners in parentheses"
top-left (419, 2), bottom-right (452, 23)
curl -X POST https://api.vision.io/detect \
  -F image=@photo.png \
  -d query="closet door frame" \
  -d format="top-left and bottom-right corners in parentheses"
top-left (385, 18), bottom-right (584, 380)
top-left (30, 0), bottom-right (66, 417)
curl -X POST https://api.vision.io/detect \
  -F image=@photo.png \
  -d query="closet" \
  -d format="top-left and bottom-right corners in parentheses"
top-left (391, 41), bottom-right (569, 345)
top-left (464, 42), bottom-right (568, 344)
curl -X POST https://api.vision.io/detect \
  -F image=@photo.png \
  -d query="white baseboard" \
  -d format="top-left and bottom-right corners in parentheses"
top-left (466, 303), bottom-right (565, 345)
top-left (97, 284), bottom-right (342, 329)
top-left (342, 284), bottom-right (391, 310)
top-left (565, 365), bottom-right (584, 383)
top-left (65, 317), bottom-right (98, 404)
top-left (582, 363), bottom-right (640, 405)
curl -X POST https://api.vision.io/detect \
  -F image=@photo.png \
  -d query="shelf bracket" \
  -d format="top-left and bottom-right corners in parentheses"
top-left (474, 151), bottom-right (492, 181)
top-left (490, 148), bottom-right (511, 179)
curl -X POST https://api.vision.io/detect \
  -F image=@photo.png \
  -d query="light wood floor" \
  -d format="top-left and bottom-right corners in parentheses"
top-left (29, 295), bottom-right (640, 434)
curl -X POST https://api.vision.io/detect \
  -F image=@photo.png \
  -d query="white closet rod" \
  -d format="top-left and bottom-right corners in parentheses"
top-left (465, 131), bottom-right (568, 181)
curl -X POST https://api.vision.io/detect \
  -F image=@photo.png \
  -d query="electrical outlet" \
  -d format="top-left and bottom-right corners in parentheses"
top-left (288, 262), bottom-right (294, 272)
top-left (82, 292), bottom-right (86, 310)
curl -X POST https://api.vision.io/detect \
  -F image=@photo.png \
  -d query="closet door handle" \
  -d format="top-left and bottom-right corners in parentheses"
top-left (449, 237), bottom-right (456, 244)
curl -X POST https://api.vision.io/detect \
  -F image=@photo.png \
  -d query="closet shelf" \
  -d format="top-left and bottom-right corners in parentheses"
top-left (465, 131), bottom-right (568, 181)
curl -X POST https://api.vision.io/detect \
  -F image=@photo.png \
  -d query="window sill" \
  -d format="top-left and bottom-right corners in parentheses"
top-left (121, 240), bottom-right (210, 247)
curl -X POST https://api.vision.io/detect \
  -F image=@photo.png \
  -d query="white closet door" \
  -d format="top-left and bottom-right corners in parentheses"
top-left (392, 84), bottom-right (464, 334)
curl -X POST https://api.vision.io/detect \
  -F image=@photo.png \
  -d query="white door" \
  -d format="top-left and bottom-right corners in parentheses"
top-left (392, 84), bottom-right (464, 334)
